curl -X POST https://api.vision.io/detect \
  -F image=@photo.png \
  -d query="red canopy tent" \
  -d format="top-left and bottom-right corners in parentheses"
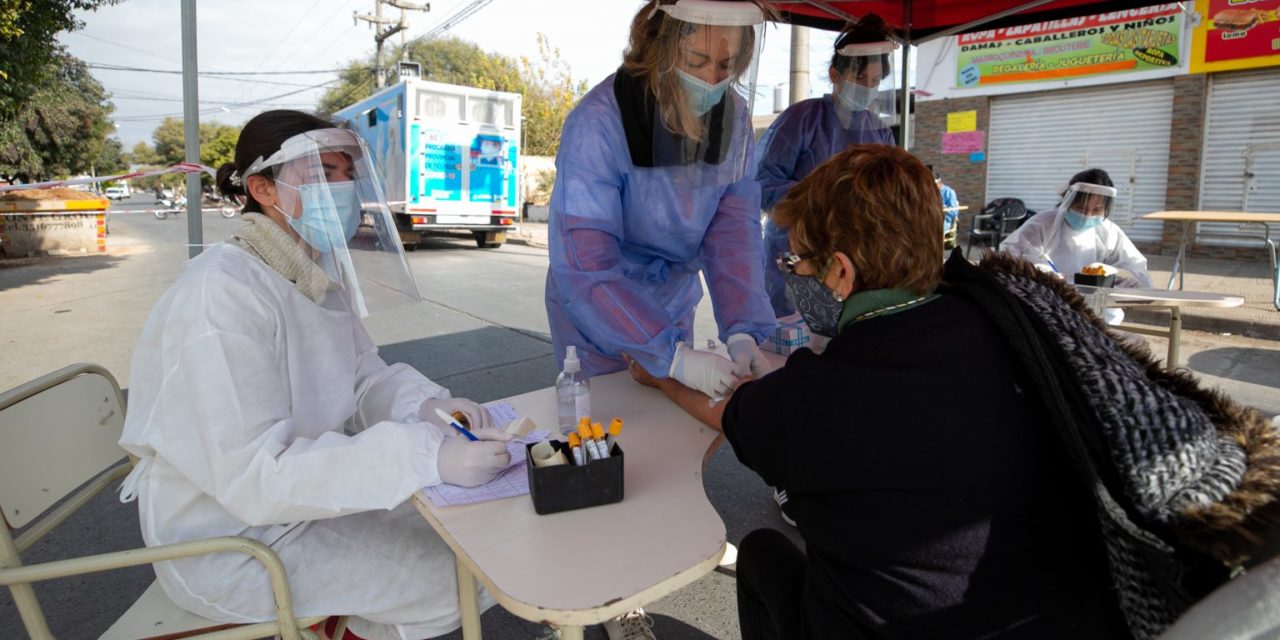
top-left (768, 0), bottom-right (1175, 145)
top-left (772, 0), bottom-right (1170, 41)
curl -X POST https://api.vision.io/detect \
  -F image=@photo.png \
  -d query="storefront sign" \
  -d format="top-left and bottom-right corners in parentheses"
top-left (1190, 0), bottom-right (1280, 73)
top-left (956, 4), bottom-right (1183, 87)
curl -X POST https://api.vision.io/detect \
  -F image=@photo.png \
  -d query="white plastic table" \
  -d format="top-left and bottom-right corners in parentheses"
top-left (1078, 286), bottom-right (1244, 368)
top-left (1141, 210), bottom-right (1280, 311)
top-left (412, 371), bottom-right (729, 640)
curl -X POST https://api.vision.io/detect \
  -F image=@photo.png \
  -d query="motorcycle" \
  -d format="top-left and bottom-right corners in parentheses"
top-left (154, 194), bottom-right (187, 220)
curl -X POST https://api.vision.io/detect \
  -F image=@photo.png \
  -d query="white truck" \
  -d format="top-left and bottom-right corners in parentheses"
top-left (335, 79), bottom-right (522, 249)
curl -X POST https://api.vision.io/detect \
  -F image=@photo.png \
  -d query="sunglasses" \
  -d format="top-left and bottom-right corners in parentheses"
top-left (775, 250), bottom-right (818, 275)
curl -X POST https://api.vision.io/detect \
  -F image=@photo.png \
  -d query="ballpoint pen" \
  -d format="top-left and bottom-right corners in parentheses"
top-left (434, 408), bottom-right (479, 442)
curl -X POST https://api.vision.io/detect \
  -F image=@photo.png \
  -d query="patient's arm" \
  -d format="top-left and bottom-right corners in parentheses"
top-left (623, 353), bottom-right (731, 430)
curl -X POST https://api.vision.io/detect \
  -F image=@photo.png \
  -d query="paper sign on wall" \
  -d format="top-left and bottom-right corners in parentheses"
top-left (947, 111), bottom-right (977, 133)
top-left (942, 131), bottom-right (985, 155)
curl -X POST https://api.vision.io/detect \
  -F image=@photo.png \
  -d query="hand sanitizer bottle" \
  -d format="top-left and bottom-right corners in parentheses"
top-left (556, 346), bottom-right (591, 436)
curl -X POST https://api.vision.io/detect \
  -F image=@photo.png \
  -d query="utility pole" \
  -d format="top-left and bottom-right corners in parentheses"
top-left (355, 0), bottom-right (429, 89)
top-left (789, 24), bottom-right (809, 105)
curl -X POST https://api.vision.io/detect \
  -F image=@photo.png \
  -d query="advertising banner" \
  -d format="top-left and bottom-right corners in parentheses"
top-left (1190, 0), bottom-right (1280, 73)
top-left (956, 4), bottom-right (1182, 87)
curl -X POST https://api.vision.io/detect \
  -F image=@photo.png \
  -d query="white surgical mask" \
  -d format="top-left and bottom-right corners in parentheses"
top-left (676, 69), bottom-right (731, 117)
top-left (837, 81), bottom-right (878, 113)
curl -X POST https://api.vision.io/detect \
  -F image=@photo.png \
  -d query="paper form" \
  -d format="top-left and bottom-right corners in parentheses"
top-left (421, 430), bottom-right (550, 507)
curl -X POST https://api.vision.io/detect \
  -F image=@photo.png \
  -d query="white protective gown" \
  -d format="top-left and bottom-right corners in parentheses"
top-left (119, 242), bottom-right (493, 640)
top-left (1000, 209), bottom-right (1153, 325)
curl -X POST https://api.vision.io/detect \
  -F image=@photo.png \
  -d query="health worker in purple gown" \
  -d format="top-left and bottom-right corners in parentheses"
top-left (757, 15), bottom-right (898, 317)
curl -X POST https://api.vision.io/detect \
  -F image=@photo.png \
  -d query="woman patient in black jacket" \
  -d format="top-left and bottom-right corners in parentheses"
top-left (625, 144), bottom-right (1280, 640)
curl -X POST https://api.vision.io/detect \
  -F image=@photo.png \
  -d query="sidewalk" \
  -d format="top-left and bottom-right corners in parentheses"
top-left (1132, 254), bottom-right (1279, 341)
top-left (507, 221), bottom-right (548, 249)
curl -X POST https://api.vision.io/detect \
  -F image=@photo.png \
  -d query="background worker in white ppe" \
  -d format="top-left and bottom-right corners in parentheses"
top-left (545, 0), bottom-right (778, 405)
top-left (756, 14), bottom-right (897, 318)
top-left (118, 110), bottom-right (508, 640)
top-left (1001, 168), bottom-right (1153, 325)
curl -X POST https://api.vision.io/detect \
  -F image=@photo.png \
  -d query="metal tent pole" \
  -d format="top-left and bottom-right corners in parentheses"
top-left (899, 0), bottom-right (912, 150)
top-left (181, 0), bottom-right (203, 258)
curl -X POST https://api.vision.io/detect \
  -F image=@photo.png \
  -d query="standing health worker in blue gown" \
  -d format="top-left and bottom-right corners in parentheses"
top-left (545, 0), bottom-right (776, 398)
top-left (757, 16), bottom-right (898, 317)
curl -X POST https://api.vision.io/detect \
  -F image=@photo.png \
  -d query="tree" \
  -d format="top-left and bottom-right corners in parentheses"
top-left (0, 52), bottom-right (116, 183)
top-left (125, 140), bottom-right (159, 167)
top-left (519, 33), bottom-right (588, 157)
top-left (315, 35), bottom-right (587, 156)
top-left (317, 37), bottom-right (526, 114)
top-left (150, 117), bottom-right (240, 169)
top-left (0, 0), bottom-right (120, 117)
top-left (92, 137), bottom-right (125, 175)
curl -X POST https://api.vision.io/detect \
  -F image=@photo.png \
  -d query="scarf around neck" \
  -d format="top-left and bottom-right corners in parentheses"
top-left (228, 212), bottom-right (330, 303)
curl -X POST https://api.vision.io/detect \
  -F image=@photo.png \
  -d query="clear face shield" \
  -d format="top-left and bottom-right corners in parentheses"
top-left (832, 40), bottom-right (898, 133)
top-left (1057, 182), bottom-right (1117, 232)
top-left (242, 129), bottom-right (421, 317)
top-left (651, 0), bottom-right (765, 187)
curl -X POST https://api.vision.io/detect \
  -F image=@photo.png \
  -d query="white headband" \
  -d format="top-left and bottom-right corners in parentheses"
top-left (837, 40), bottom-right (898, 57)
top-left (652, 0), bottom-right (764, 27)
top-left (1067, 182), bottom-right (1118, 197)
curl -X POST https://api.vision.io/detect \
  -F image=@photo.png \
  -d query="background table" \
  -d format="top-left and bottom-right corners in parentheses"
top-left (1079, 286), bottom-right (1245, 368)
top-left (412, 371), bottom-right (728, 640)
top-left (1141, 210), bottom-right (1280, 311)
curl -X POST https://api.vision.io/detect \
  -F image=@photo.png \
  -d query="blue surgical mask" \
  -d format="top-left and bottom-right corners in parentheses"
top-left (837, 81), bottom-right (878, 112)
top-left (676, 69), bottom-right (730, 117)
top-left (783, 271), bottom-right (845, 337)
top-left (1064, 209), bottom-right (1103, 231)
top-left (276, 181), bottom-right (360, 252)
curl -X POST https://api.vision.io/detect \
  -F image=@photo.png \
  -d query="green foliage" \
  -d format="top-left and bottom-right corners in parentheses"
top-left (150, 117), bottom-right (240, 168)
top-left (316, 34), bottom-right (587, 156)
top-left (0, 0), bottom-right (119, 116)
top-left (125, 140), bottom-right (159, 166)
top-left (0, 52), bottom-right (117, 182)
top-left (519, 33), bottom-right (589, 157)
top-left (92, 137), bottom-right (125, 175)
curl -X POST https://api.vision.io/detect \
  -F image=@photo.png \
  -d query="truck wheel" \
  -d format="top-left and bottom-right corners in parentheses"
top-left (473, 230), bottom-right (505, 249)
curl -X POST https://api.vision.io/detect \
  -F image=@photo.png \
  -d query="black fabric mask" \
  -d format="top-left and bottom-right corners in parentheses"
top-left (783, 272), bottom-right (843, 337)
top-left (612, 67), bottom-right (733, 168)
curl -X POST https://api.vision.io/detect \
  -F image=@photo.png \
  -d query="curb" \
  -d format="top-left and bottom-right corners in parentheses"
top-left (1124, 307), bottom-right (1280, 341)
top-left (506, 234), bottom-right (548, 249)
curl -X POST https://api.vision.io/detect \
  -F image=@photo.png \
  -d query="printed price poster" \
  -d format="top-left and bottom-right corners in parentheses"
top-left (1190, 0), bottom-right (1280, 73)
top-left (956, 4), bottom-right (1182, 87)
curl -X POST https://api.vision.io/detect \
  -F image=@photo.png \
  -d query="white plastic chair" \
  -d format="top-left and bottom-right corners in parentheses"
top-left (0, 363), bottom-right (342, 640)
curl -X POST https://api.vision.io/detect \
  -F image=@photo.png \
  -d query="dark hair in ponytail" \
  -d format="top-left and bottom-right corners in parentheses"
top-left (831, 14), bottom-right (893, 79)
top-left (216, 110), bottom-right (336, 213)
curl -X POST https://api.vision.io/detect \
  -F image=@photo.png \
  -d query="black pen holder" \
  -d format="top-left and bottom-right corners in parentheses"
top-left (526, 440), bottom-right (624, 515)
top-left (1074, 273), bottom-right (1116, 287)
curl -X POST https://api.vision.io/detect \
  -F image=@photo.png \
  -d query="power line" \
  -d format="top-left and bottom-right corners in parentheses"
top-left (112, 79), bottom-right (340, 122)
top-left (67, 31), bottom-right (173, 64)
top-left (87, 62), bottom-right (367, 76)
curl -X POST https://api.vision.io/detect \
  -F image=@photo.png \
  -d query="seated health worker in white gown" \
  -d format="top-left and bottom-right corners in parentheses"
top-left (1001, 168), bottom-right (1152, 325)
top-left (118, 110), bottom-right (510, 640)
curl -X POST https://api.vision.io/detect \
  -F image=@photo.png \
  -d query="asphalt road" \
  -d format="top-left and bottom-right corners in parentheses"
top-left (2, 196), bottom-right (1277, 639)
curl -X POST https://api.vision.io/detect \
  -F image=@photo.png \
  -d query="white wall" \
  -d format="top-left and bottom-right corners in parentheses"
top-left (914, 9), bottom-right (1195, 102)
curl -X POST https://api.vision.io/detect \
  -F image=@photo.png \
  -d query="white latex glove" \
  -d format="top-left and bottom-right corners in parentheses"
top-left (419, 397), bottom-right (492, 432)
top-left (726, 334), bottom-right (770, 378)
top-left (668, 342), bottom-right (737, 398)
top-left (436, 427), bottom-right (512, 487)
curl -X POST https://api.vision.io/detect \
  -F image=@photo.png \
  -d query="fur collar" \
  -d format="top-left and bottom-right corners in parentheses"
top-left (228, 212), bottom-right (329, 303)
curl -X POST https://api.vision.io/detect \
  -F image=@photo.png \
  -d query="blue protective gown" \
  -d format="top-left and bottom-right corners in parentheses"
top-left (941, 183), bottom-right (960, 230)
top-left (757, 95), bottom-right (895, 317)
top-left (545, 75), bottom-right (776, 378)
